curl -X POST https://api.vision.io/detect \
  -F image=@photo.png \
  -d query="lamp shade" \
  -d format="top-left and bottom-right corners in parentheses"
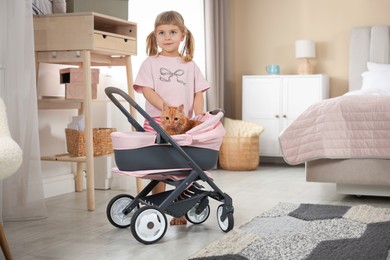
top-left (295, 40), bottom-right (316, 58)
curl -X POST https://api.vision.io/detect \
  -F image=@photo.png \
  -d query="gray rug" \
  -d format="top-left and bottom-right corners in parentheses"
top-left (190, 203), bottom-right (390, 260)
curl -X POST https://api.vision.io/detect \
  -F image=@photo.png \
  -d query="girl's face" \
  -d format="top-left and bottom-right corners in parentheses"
top-left (155, 24), bottom-right (185, 57)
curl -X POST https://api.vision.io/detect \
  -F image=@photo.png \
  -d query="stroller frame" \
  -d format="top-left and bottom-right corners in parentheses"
top-left (105, 87), bottom-right (234, 244)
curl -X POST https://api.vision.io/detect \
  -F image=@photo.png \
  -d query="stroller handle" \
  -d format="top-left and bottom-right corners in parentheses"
top-left (104, 87), bottom-right (176, 144)
top-left (105, 86), bottom-right (145, 132)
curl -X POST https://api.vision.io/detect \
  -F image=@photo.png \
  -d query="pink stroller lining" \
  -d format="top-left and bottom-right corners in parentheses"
top-left (112, 167), bottom-right (214, 181)
top-left (111, 111), bottom-right (225, 151)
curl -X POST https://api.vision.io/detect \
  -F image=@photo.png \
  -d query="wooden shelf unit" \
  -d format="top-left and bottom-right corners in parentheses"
top-left (34, 12), bottom-right (138, 211)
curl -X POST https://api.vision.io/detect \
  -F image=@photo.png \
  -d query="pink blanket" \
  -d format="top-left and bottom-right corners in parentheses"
top-left (279, 94), bottom-right (390, 165)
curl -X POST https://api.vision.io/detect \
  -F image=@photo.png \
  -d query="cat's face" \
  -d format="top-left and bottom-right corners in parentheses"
top-left (161, 103), bottom-right (186, 129)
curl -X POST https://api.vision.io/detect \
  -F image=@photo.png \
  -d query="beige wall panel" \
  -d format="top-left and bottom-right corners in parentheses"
top-left (232, 0), bottom-right (390, 118)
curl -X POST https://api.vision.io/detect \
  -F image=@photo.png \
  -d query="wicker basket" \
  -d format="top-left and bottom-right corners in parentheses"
top-left (65, 128), bottom-right (116, 157)
top-left (219, 135), bottom-right (260, 171)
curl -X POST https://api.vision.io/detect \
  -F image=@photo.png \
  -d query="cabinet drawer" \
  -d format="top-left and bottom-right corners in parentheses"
top-left (93, 33), bottom-right (136, 55)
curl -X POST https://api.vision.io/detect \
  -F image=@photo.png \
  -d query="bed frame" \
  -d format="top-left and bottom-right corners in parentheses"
top-left (306, 25), bottom-right (390, 197)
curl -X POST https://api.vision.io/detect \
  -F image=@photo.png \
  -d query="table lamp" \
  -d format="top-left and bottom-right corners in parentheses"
top-left (295, 40), bottom-right (316, 74)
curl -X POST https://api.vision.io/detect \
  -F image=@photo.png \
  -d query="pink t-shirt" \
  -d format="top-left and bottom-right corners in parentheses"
top-left (134, 55), bottom-right (209, 118)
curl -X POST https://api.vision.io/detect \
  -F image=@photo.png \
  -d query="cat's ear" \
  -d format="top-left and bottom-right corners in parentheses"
top-left (178, 104), bottom-right (184, 112)
top-left (162, 102), bottom-right (168, 110)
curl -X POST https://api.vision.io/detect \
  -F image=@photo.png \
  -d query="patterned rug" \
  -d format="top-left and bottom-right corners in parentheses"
top-left (190, 203), bottom-right (390, 260)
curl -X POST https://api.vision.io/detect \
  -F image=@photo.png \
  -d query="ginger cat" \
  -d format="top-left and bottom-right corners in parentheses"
top-left (161, 103), bottom-right (202, 135)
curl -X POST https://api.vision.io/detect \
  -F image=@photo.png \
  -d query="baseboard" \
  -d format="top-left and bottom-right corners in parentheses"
top-left (43, 173), bottom-right (75, 198)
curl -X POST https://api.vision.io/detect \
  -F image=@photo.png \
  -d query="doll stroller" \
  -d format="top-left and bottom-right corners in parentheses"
top-left (105, 87), bottom-right (234, 245)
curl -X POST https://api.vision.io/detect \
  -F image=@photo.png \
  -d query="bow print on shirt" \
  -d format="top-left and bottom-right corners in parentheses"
top-left (159, 68), bottom-right (186, 85)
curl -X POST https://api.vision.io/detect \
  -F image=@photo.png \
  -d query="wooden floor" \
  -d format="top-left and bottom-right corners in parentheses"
top-left (4, 164), bottom-right (390, 260)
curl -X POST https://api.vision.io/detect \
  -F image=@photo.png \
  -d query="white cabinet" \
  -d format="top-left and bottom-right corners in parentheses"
top-left (242, 74), bottom-right (329, 157)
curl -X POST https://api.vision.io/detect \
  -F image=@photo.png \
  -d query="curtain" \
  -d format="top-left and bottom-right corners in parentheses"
top-left (204, 0), bottom-right (233, 117)
top-left (0, 0), bottom-right (47, 221)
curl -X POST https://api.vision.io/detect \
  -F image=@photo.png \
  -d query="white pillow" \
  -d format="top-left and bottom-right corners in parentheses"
top-left (367, 62), bottom-right (390, 71)
top-left (361, 70), bottom-right (390, 90)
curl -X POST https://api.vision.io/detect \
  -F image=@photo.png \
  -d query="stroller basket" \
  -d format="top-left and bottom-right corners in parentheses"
top-left (114, 145), bottom-right (218, 171)
top-left (105, 87), bottom-right (234, 245)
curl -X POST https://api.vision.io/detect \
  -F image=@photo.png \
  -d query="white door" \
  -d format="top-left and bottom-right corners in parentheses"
top-left (282, 76), bottom-right (321, 129)
top-left (242, 76), bottom-right (282, 156)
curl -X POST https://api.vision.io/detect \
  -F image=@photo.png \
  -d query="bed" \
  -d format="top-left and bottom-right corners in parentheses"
top-left (279, 25), bottom-right (390, 197)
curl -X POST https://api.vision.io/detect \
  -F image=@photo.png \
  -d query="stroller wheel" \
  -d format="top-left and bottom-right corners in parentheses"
top-left (107, 194), bottom-right (139, 228)
top-left (217, 204), bottom-right (234, 232)
top-left (131, 205), bottom-right (167, 245)
top-left (185, 203), bottom-right (210, 224)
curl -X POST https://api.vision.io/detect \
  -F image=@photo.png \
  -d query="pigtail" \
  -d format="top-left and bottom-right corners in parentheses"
top-left (181, 28), bottom-right (195, 62)
top-left (146, 31), bottom-right (159, 56)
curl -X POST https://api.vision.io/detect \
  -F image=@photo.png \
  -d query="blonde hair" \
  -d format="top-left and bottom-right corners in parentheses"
top-left (146, 11), bottom-right (194, 62)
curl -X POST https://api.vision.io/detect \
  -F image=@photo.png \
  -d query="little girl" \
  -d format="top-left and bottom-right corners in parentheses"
top-left (133, 10), bottom-right (210, 225)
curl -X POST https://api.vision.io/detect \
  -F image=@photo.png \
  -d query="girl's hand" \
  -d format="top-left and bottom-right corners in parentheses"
top-left (195, 112), bottom-right (205, 116)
